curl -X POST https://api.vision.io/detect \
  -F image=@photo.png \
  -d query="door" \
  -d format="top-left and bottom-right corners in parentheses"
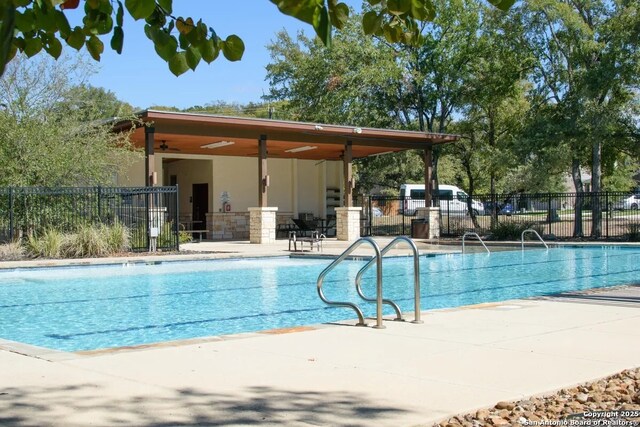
top-left (192, 183), bottom-right (208, 230)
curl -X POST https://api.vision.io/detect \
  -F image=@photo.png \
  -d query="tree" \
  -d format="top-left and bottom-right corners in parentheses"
top-left (0, 54), bottom-right (139, 186)
top-left (265, 2), bottom-right (486, 193)
top-left (520, 0), bottom-right (640, 237)
top-left (266, 16), bottom-right (423, 192)
top-left (0, 0), bottom-right (515, 77)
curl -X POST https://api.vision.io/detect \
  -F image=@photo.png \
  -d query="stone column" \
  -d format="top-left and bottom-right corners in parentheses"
top-left (335, 207), bottom-right (362, 241)
top-left (249, 207), bottom-right (278, 244)
top-left (416, 207), bottom-right (440, 239)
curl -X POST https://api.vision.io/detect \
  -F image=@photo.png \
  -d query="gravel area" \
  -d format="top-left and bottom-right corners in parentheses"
top-left (434, 368), bottom-right (640, 426)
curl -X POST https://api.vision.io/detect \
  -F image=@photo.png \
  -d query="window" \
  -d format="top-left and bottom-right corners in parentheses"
top-left (457, 191), bottom-right (469, 201)
top-left (410, 190), bottom-right (426, 199)
top-left (438, 190), bottom-right (453, 200)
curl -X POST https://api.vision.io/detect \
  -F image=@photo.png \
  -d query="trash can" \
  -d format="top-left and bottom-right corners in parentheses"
top-left (411, 218), bottom-right (429, 238)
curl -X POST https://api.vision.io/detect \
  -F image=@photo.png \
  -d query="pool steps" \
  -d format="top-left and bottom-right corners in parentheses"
top-left (317, 236), bottom-right (423, 329)
top-left (462, 232), bottom-right (490, 254)
top-left (521, 229), bottom-right (549, 250)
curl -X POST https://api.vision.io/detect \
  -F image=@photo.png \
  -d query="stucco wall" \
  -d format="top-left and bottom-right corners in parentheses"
top-left (125, 155), bottom-right (343, 219)
top-left (297, 159), bottom-right (322, 216)
top-left (211, 156), bottom-right (256, 212)
top-left (163, 159), bottom-right (213, 217)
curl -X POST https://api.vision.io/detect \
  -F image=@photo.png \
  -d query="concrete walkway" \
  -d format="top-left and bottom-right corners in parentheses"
top-left (1, 282), bottom-right (639, 426)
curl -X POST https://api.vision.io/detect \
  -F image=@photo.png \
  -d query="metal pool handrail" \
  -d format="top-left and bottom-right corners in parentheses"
top-left (354, 236), bottom-right (423, 324)
top-left (521, 229), bottom-right (549, 250)
top-left (317, 237), bottom-right (385, 329)
top-left (462, 232), bottom-right (490, 254)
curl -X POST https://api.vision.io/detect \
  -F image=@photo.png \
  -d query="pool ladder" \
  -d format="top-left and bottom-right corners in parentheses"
top-left (462, 232), bottom-right (490, 253)
top-left (316, 236), bottom-right (422, 329)
top-left (521, 229), bottom-right (549, 250)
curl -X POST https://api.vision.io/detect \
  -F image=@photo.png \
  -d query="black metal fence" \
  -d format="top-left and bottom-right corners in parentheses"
top-left (358, 192), bottom-right (640, 240)
top-left (0, 186), bottom-right (179, 251)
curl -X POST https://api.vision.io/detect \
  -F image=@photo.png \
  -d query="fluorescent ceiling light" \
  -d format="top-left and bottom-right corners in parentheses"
top-left (201, 141), bottom-right (235, 149)
top-left (285, 146), bottom-right (317, 153)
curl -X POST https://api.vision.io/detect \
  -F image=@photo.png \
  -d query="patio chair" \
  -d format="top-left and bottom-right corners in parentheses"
top-left (291, 218), bottom-right (319, 237)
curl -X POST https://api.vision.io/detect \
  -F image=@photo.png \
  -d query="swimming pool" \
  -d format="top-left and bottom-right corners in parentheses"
top-left (0, 246), bottom-right (639, 352)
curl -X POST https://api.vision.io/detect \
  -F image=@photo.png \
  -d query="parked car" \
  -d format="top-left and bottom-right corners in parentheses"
top-left (399, 184), bottom-right (485, 216)
top-left (372, 206), bottom-right (383, 217)
top-left (483, 202), bottom-right (515, 215)
top-left (613, 194), bottom-right (640, 210)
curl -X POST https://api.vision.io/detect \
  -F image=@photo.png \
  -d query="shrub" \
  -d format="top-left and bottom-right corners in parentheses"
top-left (102, 222), bottom-right (131, 253)
top-left (158, 221), bottom-right (180, 248)
top-left (0, 241), bottom-right (25, 260)
top-left (489, 221), bottom-right (542, 241)
top-left (626, 223), bottom-right (640, 242)
top-left (26, 229), bottom-right (65, 258)
top-left (65, 224), bottom-right (108, 258)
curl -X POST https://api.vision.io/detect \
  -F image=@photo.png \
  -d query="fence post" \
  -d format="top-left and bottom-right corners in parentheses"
top-left (9, 187), bottom-right (14, 241)
top-left (97, 185), bottom-right (102, 220)
top-left (401, 196), bottom-right (406, 236)
top-left (605, 192), bottom-right (609, 238)
top-left (548, 193), bottom-right (552, 233)
top-left (175, 185), bottom-right (180, 251)
top-left (367, 196), bottom-right (372, 237)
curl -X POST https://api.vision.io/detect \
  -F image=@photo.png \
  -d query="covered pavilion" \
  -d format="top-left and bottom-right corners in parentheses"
top-left (114, 110), bottom-right (459, 243)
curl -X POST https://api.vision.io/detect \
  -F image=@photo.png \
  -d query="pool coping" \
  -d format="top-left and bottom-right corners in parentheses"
top-left (1, 241), bottom-right (638, 271)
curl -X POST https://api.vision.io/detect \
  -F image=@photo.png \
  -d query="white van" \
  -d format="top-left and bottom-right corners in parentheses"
top-left (399, 184), bottom-right (485, 216)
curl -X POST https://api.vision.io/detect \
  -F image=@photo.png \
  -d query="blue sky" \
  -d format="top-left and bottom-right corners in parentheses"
top-left (81, 1), bottom-right (362, 110)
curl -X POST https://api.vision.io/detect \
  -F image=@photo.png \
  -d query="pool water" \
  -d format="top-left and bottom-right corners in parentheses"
top-left (0, 246), bottom-right (638, 352)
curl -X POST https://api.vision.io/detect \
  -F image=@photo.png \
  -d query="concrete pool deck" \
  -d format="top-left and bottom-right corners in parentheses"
top-left (1, 240), bottom-right (639, 426)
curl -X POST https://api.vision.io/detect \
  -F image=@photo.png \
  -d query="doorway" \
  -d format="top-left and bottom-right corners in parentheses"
top-left (192, 183), bottom-right (208, 230)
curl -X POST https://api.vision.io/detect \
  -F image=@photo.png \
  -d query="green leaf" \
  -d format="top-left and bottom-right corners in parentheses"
top-left (110, 25), bottom-right (123, 53)
top-left (387, 0), bottom-right (411, 15)
top-left (362, 11), bottom-right (381, 35)
top-left (125, 0), bottom-right (155, 20)
top-left (115, 0), bottom-right (124, 26)
top-left (0, 3), bottom-right (16, 76)
top-left (383, 23), bottom-right (402, 43)
top-left (157, 0), bottom-right (172, 14)
top-left (313, 6), bottom-right (331, 46)
top-left (270, 0), bottom-right (318, 26)
top-left (95, 14), bottom-right (113, 35)
top-left (86, 34), bottom-right (103, 60)
top-left (411, 0), bottom-right (435, 21)
top-left (66, 26), bottom-right (85, 49)
top-left (168, 51), bottom-right (188, 76)
top-left (15, 10), bottom-right (35, 32)
top-left (24, 37), bottom-right (43, 57)
top-left (329, 2), bottom-right (349, 30)
top-left (220, 34), bottom-right (244, 61)
top-left (44, 36), bottom-right (62, 58)
top-left (185, 45), bottom-right (201, 70)
top-left (486, 0), bottom-right (515, 11)
top-left (13, 0), bottom-right (32, 7)
top-left (154, 33), bottom-right (177, 61)
top-left (199, 39), bottom-right (218, 63)
top-left (54, 10), bottom-right (71, 37)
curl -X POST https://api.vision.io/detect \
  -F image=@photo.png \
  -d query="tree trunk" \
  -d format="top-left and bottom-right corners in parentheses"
top-left (572, 158), bottom-right (584, 238)
top-left (488, 108), bottom-right (498, 228)
top-left (591, 139), bottom-right (602, 238)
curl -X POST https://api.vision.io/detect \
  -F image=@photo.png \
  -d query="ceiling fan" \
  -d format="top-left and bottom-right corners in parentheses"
top-left (159, 140), bottom-right (180, 152)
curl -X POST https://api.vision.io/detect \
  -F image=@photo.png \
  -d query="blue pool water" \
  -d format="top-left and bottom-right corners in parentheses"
top-left (0, 246), bottom-right (639, 352)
